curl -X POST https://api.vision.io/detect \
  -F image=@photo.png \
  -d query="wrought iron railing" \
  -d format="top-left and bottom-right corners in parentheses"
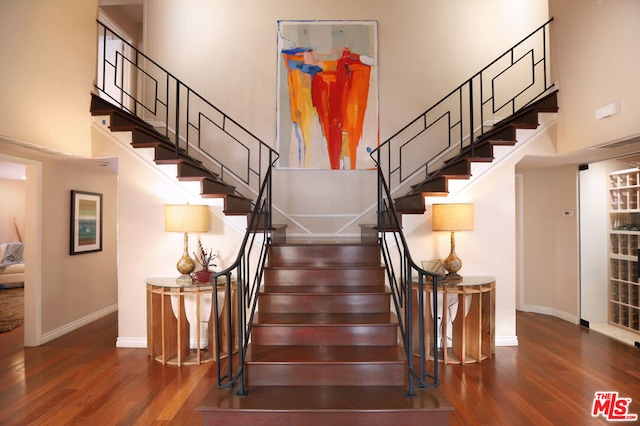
top-left (212, 165), bottom-right (274, 396)
top-left (95, 21), bottom-right (277, 200)
top-left (372, 18), bottom-right (554, 195)
top-left (95, 21), bottom-right (278, 393)
top-left (369, 19), bottom-right (555, 395)
top-left (374, 167), bottom-right (441, 395)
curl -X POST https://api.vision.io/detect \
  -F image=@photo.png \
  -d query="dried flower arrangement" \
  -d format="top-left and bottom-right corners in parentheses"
top-left (193, 238), bottom-right (217, 272)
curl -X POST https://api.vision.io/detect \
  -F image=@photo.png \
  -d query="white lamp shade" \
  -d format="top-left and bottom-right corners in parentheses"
top-left (165, 204), bottom-right (210, 233)
top-left (432, 203), bottom-right (474, 231)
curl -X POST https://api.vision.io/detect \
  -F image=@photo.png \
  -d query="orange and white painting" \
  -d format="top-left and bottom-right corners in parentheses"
top-left (277, 21), bottom-right (379, 170)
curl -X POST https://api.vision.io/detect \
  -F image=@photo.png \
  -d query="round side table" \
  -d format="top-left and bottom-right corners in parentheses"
top-left (145, 277), bottom-right (237, 366)
top-left (413, 275), bottom-right (495, 364)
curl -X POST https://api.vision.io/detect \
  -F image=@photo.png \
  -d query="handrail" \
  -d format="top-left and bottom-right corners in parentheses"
top-left (212, 160), bottom-right (275, 395)
top-left (95, 21), bottom-right (278, 200)
top-left (369, 19), bottom-right (555, 395)
top-left (370, 18), bottom-right (554, 194)
top-left (95, 21), bottom-right (278, 394)
top-left (374, 161), bottom-right (440, 395)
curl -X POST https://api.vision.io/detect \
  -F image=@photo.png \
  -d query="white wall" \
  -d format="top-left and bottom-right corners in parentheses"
top-left (549, 0), bottom-right (640, 152)
top-left (404, 118), bottom-right (560, 344)
top-left (0, 0), bottom-right (98, 156)
top-left (143, 0), bottom-right (550, 236)
top-left (519, 164), bottom-right (580, 322)
top-left (40, 157), bottom-right (118, 335)
top-left (90, 123), bottom-right (246, 345)
top-left (0, 143), bottom-right (119, 345)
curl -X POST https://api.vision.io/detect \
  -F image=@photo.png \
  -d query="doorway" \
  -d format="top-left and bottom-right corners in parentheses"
top-left (0, 156), bottom-right (42, 346)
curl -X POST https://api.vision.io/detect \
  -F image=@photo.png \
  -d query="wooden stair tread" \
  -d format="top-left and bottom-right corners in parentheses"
top-left (265, 264), bottom-right (385, 270)
top-left (253, 312), bottom-right (397, 325)
top-left (273, 238), bottom-right (379, 246)
top-left (262, 285), bottom-right (388, 294)
top-left (199, 385), bottom-right (453, 413)
top-left (246, 345), bottom-right (406, 363)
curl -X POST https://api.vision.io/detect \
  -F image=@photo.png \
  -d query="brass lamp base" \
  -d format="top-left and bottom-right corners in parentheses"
top-left (443, 231), bottom-right (463, 284)
top-left (176, 232), bottom-right (195, 284)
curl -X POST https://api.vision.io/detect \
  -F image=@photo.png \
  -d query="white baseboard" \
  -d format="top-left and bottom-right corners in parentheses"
top-left (496, 336), bottom-right (519, 346)
top-left (41, 303), bottom-right (118, 345)
top-left (520, 305), bottom-right (579, 324)
top-left (116, 337), bottom-right (147, 348)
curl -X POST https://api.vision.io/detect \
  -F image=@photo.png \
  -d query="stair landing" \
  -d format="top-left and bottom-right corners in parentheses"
top-left (198, 385), bottom-right (452, 426)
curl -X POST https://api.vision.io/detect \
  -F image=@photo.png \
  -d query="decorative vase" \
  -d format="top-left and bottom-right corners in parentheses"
top-left (193, 270), bottom-right (212, 283)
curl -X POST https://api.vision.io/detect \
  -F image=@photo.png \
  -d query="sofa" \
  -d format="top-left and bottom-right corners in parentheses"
top-left (0, 242), bottom-right (25, 286)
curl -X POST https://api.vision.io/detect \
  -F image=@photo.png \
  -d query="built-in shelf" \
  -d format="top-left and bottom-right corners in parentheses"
top-left (608, 168), bottom-right (640, 334)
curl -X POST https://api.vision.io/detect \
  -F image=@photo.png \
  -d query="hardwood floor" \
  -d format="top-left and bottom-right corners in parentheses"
top-left (0, 311), bottom-right (638, 425)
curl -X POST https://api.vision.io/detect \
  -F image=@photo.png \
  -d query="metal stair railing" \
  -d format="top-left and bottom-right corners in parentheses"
top-left (374, 163), bottom-right (441, 396)
top-left (371, 18), bottom-right (555, 196)
top-left (212, 163), bottom-right (275, 396)
top-left (369, 19), bottom-right (555, 395)
top-left (96, 21), bottom-right (277, 201)
top-left (95, 21), bottom-right (279, 394)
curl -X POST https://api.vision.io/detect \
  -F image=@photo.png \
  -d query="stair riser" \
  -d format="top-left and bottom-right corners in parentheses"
top-left (269, 245), bottom-right (380, 267)
top-left (201, 179), bottom-right (234, 195)
top-left (152, 145), bottom-right (185, 162)
top-left (246, 364), bottom-right (405, 386)
top-left (264, 267), bottom-right (385, 287)
top-left (486, 126), bottom-right (516, 142)
top-left (259, 294), bottom-right (390, 314)
top-left (251, 325), bottom-right (398, 346)
top-left (438, 160), bottom-right (472, 177)
top-left (175, 162), bottom-right (215, 179)
top-left (223, 195), bottom-right (252, 215)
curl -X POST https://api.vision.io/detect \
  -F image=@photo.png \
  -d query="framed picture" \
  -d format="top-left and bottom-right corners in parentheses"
top-left (276, 20), bottom-right (379, 170)
top-left (70, 190), bottom-right (103, 255)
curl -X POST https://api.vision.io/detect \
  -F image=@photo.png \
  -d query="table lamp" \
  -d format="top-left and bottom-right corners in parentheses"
top-left (432, 203), bottom-right (474, 283)
top-left (165, 204), bottom-right (210, 284)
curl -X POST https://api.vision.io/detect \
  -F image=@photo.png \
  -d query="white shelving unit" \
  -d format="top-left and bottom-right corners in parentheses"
top-left (608, 168), bottom-right (640, 335)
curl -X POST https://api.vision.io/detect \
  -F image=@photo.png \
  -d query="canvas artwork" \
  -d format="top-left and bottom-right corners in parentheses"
top-left (70, 190), bottom-right (103, 255)
top-left (276, 20), bottom-right (379, 170)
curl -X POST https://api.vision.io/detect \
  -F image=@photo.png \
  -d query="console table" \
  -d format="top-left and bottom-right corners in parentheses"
top-left (146, 277), bottom-right (237, 366)
top-left (412, 275), bottom-right (495, 364)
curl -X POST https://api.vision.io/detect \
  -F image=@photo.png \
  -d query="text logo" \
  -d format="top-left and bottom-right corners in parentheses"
top-left (592, 392), bottom-right (638, 421)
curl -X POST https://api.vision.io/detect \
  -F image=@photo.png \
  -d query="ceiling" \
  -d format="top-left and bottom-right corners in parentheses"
top-left (515, 134), bottom-right (640, 171)
top-left (99, 0), bottom-right (143, 24)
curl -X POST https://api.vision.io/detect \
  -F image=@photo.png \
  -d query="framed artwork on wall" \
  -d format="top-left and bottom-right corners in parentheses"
top-left (70, 190), bottom-right (103, 255)
top-left (276, 20), bottom-right (379, 170)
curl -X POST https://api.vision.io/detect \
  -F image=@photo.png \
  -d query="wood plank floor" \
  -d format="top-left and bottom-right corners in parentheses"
top-left (0, 311), bottom-right (638, 425)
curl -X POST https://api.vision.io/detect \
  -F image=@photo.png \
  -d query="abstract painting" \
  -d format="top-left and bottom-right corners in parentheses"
top-left (70, 190), bottom-right (103, 255)
top-left (277, 20), bottom-right (378, 170)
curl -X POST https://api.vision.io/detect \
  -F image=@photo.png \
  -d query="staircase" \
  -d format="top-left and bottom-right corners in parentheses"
top-left (393, 90), bottom-right (559, 215)
top-left (198, 238), bottom-right (453, 425)
top-left (90, 94), bottom-right (254, 216)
